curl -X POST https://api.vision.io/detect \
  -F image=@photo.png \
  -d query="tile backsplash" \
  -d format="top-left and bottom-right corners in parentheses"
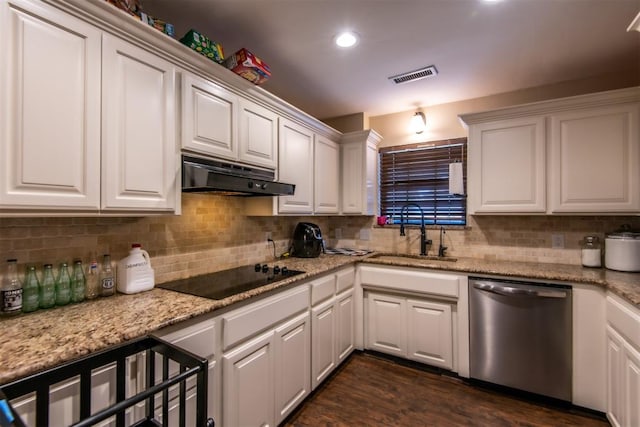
top-left (1, 194), bottom-right (638, 283)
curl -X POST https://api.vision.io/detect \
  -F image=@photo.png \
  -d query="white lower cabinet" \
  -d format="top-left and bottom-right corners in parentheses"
top-left (222, 312), bottom-right (312, 427)
top-left (274, 312), bottom-right (311, 425)
top-left (606, 294), bottom-right (640, 427)
top-left (407, 298), bottom-right (453, 368)
top-left (311, 297), bottom-right (337, 388)
top-left (223, 330), bottom-right (275, 427)
top-left (365, 291), bottom-right (454, 370)
top-left (220, 285), bottom-right (311, 426)
top-left (310, 267), bottom-right (356, 390)
top-left (366, 292), bottom-right (407, 357)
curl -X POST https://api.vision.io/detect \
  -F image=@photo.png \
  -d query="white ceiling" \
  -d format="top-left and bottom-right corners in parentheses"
top-left (145, 0), bottom-right (640, 120)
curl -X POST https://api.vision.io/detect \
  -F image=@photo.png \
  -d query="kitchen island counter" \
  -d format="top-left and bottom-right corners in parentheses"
top-left (1, 253), bottom-right (638, 385)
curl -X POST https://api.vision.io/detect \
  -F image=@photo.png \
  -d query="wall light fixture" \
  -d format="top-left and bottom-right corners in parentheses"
top-left (409, 111), bottom-right (426, 134)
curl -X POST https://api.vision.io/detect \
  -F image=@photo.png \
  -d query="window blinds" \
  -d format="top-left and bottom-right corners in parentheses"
top-left (379, 138), bottom-right (467, 225)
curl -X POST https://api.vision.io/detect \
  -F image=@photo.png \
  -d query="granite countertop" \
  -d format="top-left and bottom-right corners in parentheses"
top-left (1, 253), bottom-right (638, 385)
top-left (361, 254), bottom-right (640, 307)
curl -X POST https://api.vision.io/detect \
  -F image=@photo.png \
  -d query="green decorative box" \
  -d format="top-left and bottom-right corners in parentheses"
top-left (179, 29), bottom-right (224, 63)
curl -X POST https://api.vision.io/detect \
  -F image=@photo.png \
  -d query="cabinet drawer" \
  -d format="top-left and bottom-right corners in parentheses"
top-left (310, 275), bottom-right (335, 306)
top-left (607, 293), bottom-right (640, 349)
top-left (223, 285), bottom-right (309, 350)
top-left (360, 265), bottom-right (460, 298)
top-left (336, 267), bottom-right (355, 293)
top-left (155, 317), bottom-right (216, 360)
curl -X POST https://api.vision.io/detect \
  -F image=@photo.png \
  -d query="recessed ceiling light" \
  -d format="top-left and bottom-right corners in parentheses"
top-left (335, 31), bottom-right (358, 48)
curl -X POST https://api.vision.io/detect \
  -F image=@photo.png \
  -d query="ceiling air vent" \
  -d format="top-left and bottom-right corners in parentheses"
top-left (388, 65), bottom-right (438, 85)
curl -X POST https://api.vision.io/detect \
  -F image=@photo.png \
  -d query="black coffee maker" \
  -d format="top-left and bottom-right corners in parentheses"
top-left (291, 222), bottom-right (324, 258)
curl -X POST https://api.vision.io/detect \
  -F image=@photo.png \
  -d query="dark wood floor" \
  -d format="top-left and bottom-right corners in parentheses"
top-left (284, 353), bottom-right (610, 427)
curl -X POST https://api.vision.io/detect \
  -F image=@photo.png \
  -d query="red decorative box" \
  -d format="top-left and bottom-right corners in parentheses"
top-left (224, 48), bottom-right (271, 85)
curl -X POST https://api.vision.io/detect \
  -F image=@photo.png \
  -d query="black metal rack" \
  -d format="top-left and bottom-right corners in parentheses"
top-left (0, 336), bottom-right (214, 427)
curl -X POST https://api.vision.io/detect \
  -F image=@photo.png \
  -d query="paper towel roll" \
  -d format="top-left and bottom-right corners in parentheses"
top-left (449, 162), bottom-right (464, 195)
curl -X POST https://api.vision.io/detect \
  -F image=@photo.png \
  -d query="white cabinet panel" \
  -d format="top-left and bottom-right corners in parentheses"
top-left (336, 289), bottom-right (355, 363)
top-left (624, 344), bottom-right (640, 427)
top-left (608, 326), bottom-right (626, 427)
top-left (0, 0), bottom-right (101, 210)
top-left (314, 136), bottom-right (339, 214)
top-left (278, 118), bottom-right (314, 214)
top-left (407, 299), bottom-right (452, 369)
top-left (311, 297), bottom-right (337, 389)
top-left (238, 98), bottom-right (278, 168)
top-left (366, 292), bottom-right (406, 357)
top-left (340, 130), bottom-right (381, 215)
top-left (549, 104), bottom-right (640, 212)
top-left (182, 72), bottom-right (237, 161)
top-left (468, 117), bottom-right (546, 213)
top-left (222, 331), bottom-right (275, 427)
top-left (274, 312), bottom-right (311, 425)
top-left (101, 34), bottom-right (177, 211)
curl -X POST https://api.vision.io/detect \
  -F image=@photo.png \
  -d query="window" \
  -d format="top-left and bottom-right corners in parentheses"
top-left (379, 138), bottom-right (467, 226)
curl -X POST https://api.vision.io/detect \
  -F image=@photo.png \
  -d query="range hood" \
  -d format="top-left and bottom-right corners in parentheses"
top-left (182, 155), bottom-right (295, 196)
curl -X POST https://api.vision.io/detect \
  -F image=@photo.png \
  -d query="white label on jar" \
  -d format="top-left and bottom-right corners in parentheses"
top-left (582, 248), bottom-right (601, 267)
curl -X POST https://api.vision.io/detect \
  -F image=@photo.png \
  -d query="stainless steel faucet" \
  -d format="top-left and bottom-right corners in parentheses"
top-left (399, 203), bottom-right (432, 256)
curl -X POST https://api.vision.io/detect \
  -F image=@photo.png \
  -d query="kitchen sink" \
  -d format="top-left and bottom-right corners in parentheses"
top-left (369, 253), bottom-right (457, 262)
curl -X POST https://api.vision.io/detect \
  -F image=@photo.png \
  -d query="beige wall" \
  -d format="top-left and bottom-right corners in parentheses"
top-left (322, 112), bottom-right (370, 133)
top-left (370, 71), bottom-right (640, 147)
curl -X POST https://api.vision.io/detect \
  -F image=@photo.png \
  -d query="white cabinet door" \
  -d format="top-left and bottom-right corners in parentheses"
top-left (340, 130), bottom-right (381, 215)
top-left (278, 118), bottom-right (314, 214)
top-left (182, 72), bottom-right (238, 161)
top-left (623, 343), bottom-right (640, 427)
top-left (468, 117), bottom-right (546, 213)
top-left (222, 331), bottom-right (275, 427)
top-left (336, 289), bottom-right (355, 363)
top-left (366, 292), bottom-right (407, 357)
top-left (274, 312), bottom-right (311, 425)
top-left (238, 98), bottom-right (278, 169)
top-left (549, 104), bottom-right (640, 213)
top-left (0, 0), bottom-right (101, 210)
top-left (314, 136), bottom-right (339, 214)
top-left (311, 297), bottom-right (336, 389)
top-left (101, 34), bottom-right (177, 212)
top-left (607, 326), bottom-right (625, 427)
top-left (407, 299), bottom-right (453, 369)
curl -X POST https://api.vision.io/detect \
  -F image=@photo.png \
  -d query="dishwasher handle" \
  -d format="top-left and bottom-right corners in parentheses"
top-left (472, 281), bottom-right (568, 298)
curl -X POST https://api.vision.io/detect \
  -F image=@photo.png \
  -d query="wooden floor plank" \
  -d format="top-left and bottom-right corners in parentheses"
top-left (284, 353), bottom-right (609, 427)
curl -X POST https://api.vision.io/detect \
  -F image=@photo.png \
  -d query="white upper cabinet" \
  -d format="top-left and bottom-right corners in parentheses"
top-left (314, 135), bottom-right (340, 214)
top-left (467, 117), bottom-right (546, 213)
top-left (182, 72), bottom-right (238, 161)
top-left (238, 98), bottom-right (278, 169)
top-left (101, 34), bottom-right (178, 212)
top-left (0, 0), bottom-right (101, 210)
top-left (549, 103), bottom-right (640, 213)
top-left (278, 118), bottom-right (315, 214)
top-left (460, 87), bottom-right (640, 215)
top-left (340, 130), bottom-right (382, 215)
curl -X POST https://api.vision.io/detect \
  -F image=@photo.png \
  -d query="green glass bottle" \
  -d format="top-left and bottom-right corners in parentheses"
top-left (40, 264), bottom-right (56, 309)
top-left (55, 263), bottom-right (71, 306)
top-left (22, 266), bottom-right (40, 313)
top-left (71, 260), bottom-right (85, 303)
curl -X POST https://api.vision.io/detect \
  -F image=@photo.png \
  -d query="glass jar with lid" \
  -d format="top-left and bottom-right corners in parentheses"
top-left (580, 235), bottom-right (602, 267)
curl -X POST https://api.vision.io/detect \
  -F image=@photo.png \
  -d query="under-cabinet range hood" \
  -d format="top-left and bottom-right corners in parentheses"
top-left (182, 154), bottom-right (295, 196)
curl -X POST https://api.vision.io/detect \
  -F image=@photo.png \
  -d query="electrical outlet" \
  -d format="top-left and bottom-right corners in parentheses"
top-left (265, 232), bottom-right (272, 247)
top-left (551, 234), bottom-right (565, 249)
top-left (335, 228), bottom-right (342, 239)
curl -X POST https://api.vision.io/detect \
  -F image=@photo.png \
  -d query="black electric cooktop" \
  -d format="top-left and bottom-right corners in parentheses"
top-left (156, 264), bottom-right (305, 300)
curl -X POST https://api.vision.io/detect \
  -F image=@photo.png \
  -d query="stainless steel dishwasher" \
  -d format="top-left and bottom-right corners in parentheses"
top-left (469, 277), bottom-right (572, 401)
